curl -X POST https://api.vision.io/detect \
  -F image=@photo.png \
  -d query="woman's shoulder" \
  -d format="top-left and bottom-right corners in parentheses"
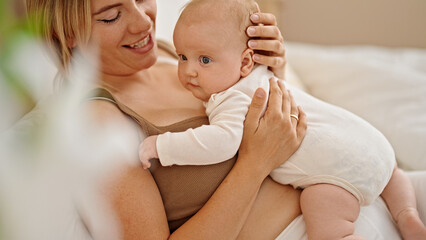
top-left (85, 98), bottom-right (131, 120)
top-left (85, 98), bottom-right (121, 115)
top-left (84, 88), bottom-right (132, 122)
top-left (83, 99), bottom-right (140, 140)
top-left (82, 102), bottom-right (170, 238)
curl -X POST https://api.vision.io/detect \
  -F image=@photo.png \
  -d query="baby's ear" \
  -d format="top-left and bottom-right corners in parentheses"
top-left (240, 48), bottom-right (254, 77)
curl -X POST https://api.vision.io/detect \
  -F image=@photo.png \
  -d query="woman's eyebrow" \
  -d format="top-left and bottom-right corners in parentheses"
top-left (92, 3), bottom-right (122, 15)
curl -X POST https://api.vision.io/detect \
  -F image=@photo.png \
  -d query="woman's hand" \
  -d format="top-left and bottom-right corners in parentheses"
top-left (247, 12), bottom-right (286, 79)
top-left (239, 79), bottom-right (307, 178)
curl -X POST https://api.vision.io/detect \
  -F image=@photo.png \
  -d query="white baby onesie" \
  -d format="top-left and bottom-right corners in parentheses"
top-left (156, 65), bottom-right (395, 205)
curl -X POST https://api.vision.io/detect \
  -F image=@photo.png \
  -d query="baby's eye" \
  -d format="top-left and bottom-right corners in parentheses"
top-left (179, 54), bottom-right (188, 61)
top-left (200, 56), bottom-right (211, 64)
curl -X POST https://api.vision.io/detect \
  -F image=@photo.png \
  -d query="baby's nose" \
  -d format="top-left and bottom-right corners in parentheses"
top-left (185, 66), bottom-right (197, 78)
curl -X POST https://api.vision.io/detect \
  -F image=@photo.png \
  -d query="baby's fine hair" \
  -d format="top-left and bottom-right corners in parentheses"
top-left (180, 0), bottom-right (259, 43)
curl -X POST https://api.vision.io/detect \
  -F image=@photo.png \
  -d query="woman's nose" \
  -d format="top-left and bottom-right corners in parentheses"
top-left (128, 5), bottom-right (152, 34)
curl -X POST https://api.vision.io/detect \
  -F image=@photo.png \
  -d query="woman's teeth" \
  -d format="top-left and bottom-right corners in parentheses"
top-left (129, 35), bottom-right (150, 49)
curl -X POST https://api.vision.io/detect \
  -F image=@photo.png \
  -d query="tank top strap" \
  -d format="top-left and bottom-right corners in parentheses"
top-left (87, 88), bottom-right (156, 136)
top-left (87, 88), bottom-right (116, 103)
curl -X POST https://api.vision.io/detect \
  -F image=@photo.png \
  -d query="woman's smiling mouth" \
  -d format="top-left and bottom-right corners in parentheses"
top-left (126, 35), bottom-right (151, 49)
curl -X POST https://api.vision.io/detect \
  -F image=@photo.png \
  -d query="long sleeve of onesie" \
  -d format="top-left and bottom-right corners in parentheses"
top-left (156, 65), bottom-right (273, 166)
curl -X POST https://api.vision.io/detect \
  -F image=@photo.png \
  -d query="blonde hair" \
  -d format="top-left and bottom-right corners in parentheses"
top-left (180, 0), bottom-right (259, 45)
top-left (26, 0), bottom-right (92, 89)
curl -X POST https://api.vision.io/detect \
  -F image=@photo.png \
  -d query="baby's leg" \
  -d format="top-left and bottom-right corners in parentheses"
top-left (300, 184), bottom-right (366, 240)
top-left (381, 167), bottom-right (426, 240)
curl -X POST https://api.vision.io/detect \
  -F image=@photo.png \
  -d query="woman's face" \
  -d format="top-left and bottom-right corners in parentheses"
top-left (90, 0), bottom-right (157, 76)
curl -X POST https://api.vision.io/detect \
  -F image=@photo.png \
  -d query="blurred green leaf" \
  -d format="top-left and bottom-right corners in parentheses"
top-left (0, 0), bottom-right (37, 114)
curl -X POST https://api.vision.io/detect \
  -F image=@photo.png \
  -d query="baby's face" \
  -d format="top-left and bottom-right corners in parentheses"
top-left (173, 16), bottom-right (245, 101)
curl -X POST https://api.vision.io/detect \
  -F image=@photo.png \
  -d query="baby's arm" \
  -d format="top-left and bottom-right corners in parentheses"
top-left (156, 91), bottom-right (252, 167)
top-left (139, 135), bottom-right (158, 169)
top-left (141, 66), bottom-right (272, 168)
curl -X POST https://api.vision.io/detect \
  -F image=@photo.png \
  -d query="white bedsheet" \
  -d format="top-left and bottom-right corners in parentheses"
top-left (276, 171), bottom-right (426, 240)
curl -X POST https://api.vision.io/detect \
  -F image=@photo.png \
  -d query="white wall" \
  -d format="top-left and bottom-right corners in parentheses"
top-left (156, 0), bottom-right (191, 43)
top-left (258, 0), bottom-right (426, 48)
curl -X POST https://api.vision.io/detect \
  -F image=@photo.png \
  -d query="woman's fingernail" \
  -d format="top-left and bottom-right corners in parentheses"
top-left (255, 88), bottom-right (265, 98)
top-left (250, 13), bottom-right (260, 22)
top-left (253, 55), bottom-right (260, 61)
top-left (247, 27), bottom-right (256, 35)
top-left (248, 40), bottom-right (257, 48)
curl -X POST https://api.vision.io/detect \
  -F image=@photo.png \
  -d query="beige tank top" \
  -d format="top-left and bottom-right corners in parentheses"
top-left (89, 88), bottom-right (237, 232)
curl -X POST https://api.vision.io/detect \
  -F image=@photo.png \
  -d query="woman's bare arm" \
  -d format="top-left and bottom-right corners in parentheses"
top-left (82, 100), bottom-right (170, 239)
top-left (237, 177), bottom-right (301, 240)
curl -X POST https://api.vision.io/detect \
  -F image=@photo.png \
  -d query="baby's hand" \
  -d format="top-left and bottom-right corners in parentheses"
top-left (139, 135), bottom-right (159, 169)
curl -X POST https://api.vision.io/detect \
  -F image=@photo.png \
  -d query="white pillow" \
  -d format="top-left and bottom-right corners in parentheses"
top-left (285, 63), bottom-right (308, 91)
top-left (286, 42), bottom-right (426, 170)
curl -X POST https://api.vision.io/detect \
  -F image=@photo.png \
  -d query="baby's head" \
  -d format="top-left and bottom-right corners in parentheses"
top-left (173, 0), bottom-right (259, 101)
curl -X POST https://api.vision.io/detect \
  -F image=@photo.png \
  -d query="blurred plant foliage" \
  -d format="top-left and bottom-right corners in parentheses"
top-left (0, 0), bottom-right (37, 115)
top-left (0, 0), bottom-right (32, 238)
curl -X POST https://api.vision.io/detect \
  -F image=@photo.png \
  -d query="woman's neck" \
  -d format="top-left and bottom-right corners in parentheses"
top-left (99, 69), bottom-right (153, 97)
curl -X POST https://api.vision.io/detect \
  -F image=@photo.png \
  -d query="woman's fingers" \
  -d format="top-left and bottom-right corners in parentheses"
top-left (265, 78), bottom-right (283, 118)
top-left (296, 106), bottom-right (307, 142)
top-left (277, 80), bottom-right (304, 131)
top-left (247, 12), bottom-right (286, 79)
top-left (252, 52), bottom-right (286, 69)
top-left (288, 91), bottom-right (299, 126)
top-left (248, 38), bottom-right (286, 79)
top-left (248, 39), bottom-right (285, 55)
top-left (247, 26), bottom-right (283, 42)
top-left (250, 12), bottom-right (277, 26)
top-left (245, 88), bottom-right (267, 133)
top-left (276, 80), bottom-right (290, 116)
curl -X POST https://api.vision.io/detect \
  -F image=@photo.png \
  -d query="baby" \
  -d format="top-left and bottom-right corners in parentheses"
top-left (140, 0), bottom-right (426, 239)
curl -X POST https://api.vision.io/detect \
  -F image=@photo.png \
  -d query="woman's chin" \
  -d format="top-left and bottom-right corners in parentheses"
top-left (142, 54), bottom-right (158, 70)
top-left (129, 45), bottom-right (158, 72)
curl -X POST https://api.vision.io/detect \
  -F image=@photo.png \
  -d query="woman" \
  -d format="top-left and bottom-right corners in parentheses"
top-left (25, 0), bottom-right (426, 239)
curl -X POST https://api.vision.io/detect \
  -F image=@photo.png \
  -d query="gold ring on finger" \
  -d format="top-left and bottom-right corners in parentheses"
top-left (290, 114), bottom-right (299, 121)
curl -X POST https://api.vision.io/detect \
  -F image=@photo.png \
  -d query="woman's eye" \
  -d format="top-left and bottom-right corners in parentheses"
top-left (179, 54), bottom-right (187, 61)
top-left (98, 12), bottom-right (121, 24)
top-left (200, 56), bottom-right (211, 64)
